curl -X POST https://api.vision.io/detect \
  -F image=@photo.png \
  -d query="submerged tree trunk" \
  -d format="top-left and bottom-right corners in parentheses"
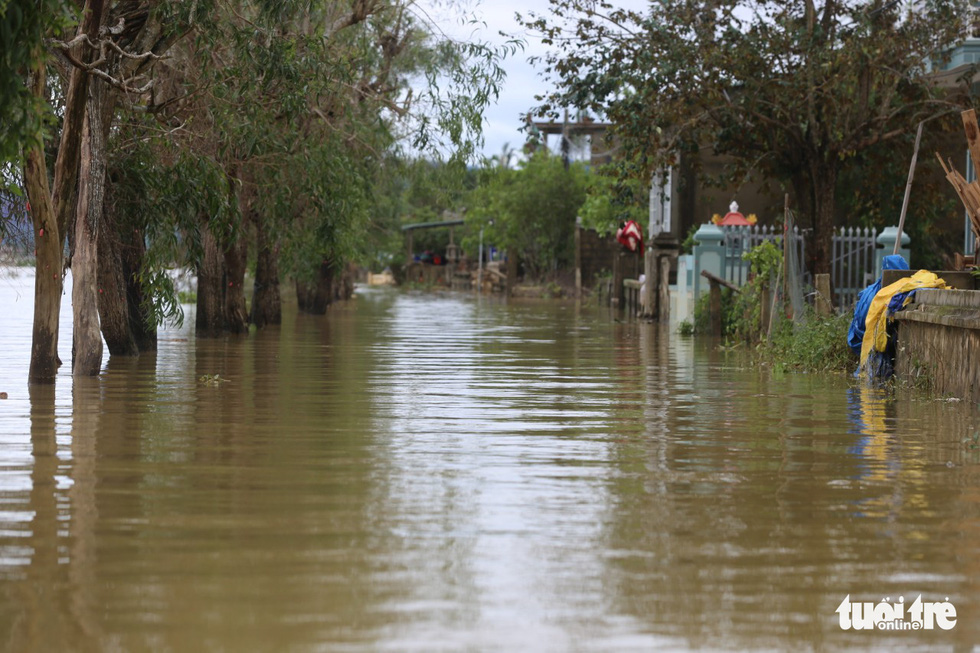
top-left (24, 133), bottom-right (62, 384)
top-left (296, 262), bottom-right (334, 315)
top-left (71, 111), bottom-right (103, 376)
top-left (97, 211), bottom-right (139, 357)
top-left (334, 262), bottom-right (355, 302)
top-left (250, 216), bottom-right (281, 328)
top-left (196, 220), bottom-right (249, 337)
top-left (97, 187), bottom-right (156, 355)
top-left (93, 73), bottom-right (155, 357)
top-left (23, 0), bottom-right (105, 384)
top-left (196, 224), bottom-right (226, 338)
top-left (223, 238), bottom-right (249, 334)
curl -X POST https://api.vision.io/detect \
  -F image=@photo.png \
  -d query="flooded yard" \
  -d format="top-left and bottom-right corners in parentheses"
top-left (0, 268), bottom-right (978, 650)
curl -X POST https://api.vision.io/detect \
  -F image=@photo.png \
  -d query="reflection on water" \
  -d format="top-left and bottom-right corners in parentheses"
top-left (0, 272), bottom-right (979, 651)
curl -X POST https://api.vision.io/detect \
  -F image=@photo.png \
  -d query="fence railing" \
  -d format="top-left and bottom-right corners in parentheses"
top-left (723, 225), bottom-right (807, 288)
top-left (705, 224), bottom-right (905, 312)
top-left (832, 226), bottom-right (878, 310)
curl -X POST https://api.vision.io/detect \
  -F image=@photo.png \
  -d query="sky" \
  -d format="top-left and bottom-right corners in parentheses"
top-left (411, 0), bottom-right (557, 160)
top-left (412, 0), bottom-right (646, 161)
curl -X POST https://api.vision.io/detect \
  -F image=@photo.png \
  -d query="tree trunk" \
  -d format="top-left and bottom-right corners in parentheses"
top-left (97, 197), bottom-right (156, 355)
top-left (223, 238), bottom-right (249, 334)
top-left (126, 228), bottom-right (157, 352)
top-left (297, 262), bottom-right (334, 315)
top-left (296, 279), bottom-right (311, 312)
top-left (330, 262), bottom-right (354, 302)
top-left (24, 137), bottom-right (62, 384)
top-left (23, 0), bottom-right (105, 384)
top-left (196, 221), bottom-right (249, 337)
top-left (809, 163), bottom-right (838, 276)
top-left (71, 111), bottom-right (103, 376)
top-left (97, 209), bottom-right (139, 356)
top-left (506, 252), bottom-right (520, 292)
top-left (250, 216), bottom-right (281, 328)
top-left (196, 224), bottom-right (226, 338)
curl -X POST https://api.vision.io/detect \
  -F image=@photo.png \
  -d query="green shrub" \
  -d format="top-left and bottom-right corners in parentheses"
top-left (765, 310), bottom-right (855, 373)
top-left (731, 240), bottom-right (782, 341)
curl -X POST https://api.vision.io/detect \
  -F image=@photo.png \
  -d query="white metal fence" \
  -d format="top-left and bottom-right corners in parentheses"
top-left (831, 227), bottom-right (879, 310)
top-left (722, 224), bottom-right (882, 311)
top-left (723, 224), bottom-right (807, 286)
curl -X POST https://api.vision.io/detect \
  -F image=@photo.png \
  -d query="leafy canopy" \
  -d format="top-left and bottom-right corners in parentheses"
top-left (524, 0), bottom-right (971, 271)
top-left (467, 151), bottom-right (588, 279)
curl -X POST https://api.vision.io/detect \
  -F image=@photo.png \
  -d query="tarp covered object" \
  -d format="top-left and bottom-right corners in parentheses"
top-left (847, 255), bottom-right (909, 355)
top-left (859, 269), bottom-right (946, 369)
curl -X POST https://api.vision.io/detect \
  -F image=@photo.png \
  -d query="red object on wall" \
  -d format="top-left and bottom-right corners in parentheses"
top-left (616, 220), bottom-right (644, 256)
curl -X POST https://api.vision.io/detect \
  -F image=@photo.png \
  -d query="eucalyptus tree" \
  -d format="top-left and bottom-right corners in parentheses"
top-left (269, 1), bottom-right (512, 318)
top-left (142, 0), bottom-right (512, 329)
top-left (15, 0), bottom-right (107, 383)
top-left (526, 0), bottom-right (970, 274)
top-left (2, 0), bottom-right (207, 380)
top-left (3, 0), bottom-right (512, 380)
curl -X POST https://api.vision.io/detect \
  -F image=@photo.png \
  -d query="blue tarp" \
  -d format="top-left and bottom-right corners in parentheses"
top-left (847, 254), bottom-right (909, 355)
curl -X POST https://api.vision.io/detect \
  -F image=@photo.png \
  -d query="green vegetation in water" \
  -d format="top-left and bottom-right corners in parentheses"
top-left (763, 311), bottom-right (854, 373)
top-left (965, 431), bottom-right (980, 450)
top-left (199, 374), bottom-right (229, 387)
top-left (544, 281), bottom-right (564, 298)
top-left (692, 241), bottom-right (855, 374)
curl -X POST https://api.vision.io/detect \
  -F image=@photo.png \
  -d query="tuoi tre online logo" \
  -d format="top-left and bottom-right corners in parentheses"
top-left (836, 595), bottom-right (957, 631)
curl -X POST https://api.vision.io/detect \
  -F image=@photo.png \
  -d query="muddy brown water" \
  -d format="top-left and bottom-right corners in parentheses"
top-left (0, 268), bottom-right (978, 651)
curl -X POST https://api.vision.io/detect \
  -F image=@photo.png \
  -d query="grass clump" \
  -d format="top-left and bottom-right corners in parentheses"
top-left (765, 310), bottom-right (855, 373)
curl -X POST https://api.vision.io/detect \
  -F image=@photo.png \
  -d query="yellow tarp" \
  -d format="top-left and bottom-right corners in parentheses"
top-left (859, 270), bottom-right (945, 368)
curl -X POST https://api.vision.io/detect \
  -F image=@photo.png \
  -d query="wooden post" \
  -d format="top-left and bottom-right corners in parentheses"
top-left (574, 219), bottom-right (582, 299)
top-left (782, 194), bottom-right (790, 310)
top-left (760, 287), bottom-right (771, 336)
top-left (700, 270), bottom-right (739, 337)
top-left (894, 121), bottom-right (923, 255)
top-left (642, 247), bottom-right (655, 317)
top-left (815, 273), bottom-right (833, 316)
top-left (709, 282), bottom-right (722, 337)
top-left (612, 251), bottom-right (624, 307)
top-left (658, 255), bottom-right (671, 323)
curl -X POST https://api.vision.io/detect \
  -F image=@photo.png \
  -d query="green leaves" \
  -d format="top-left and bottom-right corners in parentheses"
top-left (0, 0), bottom-right (71, 164)
top-left (527, 0), bottom-right (970, 272)
top-left (579, 164), bottom-right (647, 236)
top-left (467, 151), bottom-right (588, 279)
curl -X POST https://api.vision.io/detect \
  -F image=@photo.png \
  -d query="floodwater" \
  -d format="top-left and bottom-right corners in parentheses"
top-left (0, 267), bottom-right (978, 651)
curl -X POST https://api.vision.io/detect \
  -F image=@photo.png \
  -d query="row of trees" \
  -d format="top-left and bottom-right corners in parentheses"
top-left (1, 0), bottom-right (514, 384)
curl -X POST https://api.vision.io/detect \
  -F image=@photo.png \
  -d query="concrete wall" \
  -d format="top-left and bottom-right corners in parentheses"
top-left (894, 288), bottom-right (980, 401)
